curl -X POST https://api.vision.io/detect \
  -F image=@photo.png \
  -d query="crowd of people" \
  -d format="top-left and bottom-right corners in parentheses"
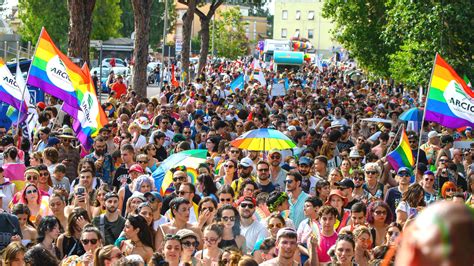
top-left (0, 56), bottom-right (472, 266)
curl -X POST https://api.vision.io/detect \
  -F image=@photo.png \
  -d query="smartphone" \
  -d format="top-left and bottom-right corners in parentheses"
top-left (77, 187), bottom-right (85, 195)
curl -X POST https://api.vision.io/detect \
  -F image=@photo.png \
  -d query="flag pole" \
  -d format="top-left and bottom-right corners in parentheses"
top-left (384, 123), bottom-right (404, 157)
top-left (415, 53), bottom-right (438, 169)
top-left (15, 28), bottom-right (43, 133)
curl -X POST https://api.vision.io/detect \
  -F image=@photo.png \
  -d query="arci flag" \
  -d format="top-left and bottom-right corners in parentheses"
top-left (63, 63), bottom-right (108, 150)
top-left (28, 27), bottom-right (84, 112)
top-left (386, 129), bottom-right (415, 172)
top-left (0, 59), bottom-right (27, 118)
top-left (425, 54), bottom-right (474, 128)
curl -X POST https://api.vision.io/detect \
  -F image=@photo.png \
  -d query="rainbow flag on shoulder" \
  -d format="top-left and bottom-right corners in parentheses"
top-left (425, 54), bottom-right (474, 128)
top-left (0, 59), bottom-right (28, 123)
top-left (386, 129), bottom-right (414, 172)
top-left (27, 27), bottom-right (83, 112)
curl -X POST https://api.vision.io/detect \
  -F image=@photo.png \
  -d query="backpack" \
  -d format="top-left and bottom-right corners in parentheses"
top-left (0, 212), bottom-right (22, 249)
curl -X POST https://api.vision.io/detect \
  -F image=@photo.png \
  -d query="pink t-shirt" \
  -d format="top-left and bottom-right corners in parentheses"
top-left (317, 232), bottom-right (338, 263)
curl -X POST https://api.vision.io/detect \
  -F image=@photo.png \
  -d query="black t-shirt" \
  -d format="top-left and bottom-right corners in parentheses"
top-left (92, 215), bottom-right (126, 245)
top-left (257, 182), bottom-right (276, 194)
top-left (113, 164), bottom-right (130, 191)
top-left (345, 198), bottom-right (360, 210)
top-left (384, 187), bottom-right (402, 220)
top-left (155, 146), bottom-right (168, 162)
top-left (337, 139), bottom-right (355, 152)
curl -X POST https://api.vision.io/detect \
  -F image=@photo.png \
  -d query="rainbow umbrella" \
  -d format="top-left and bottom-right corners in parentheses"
top-left (152, 149), bottom-right (208, 196)
top-left (231, 128), bottom-right (296, 151)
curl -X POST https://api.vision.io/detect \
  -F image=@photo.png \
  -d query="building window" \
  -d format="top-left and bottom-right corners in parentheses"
top-left (308, 29), bottom-right (314, 39)
top-left (296, 10), bottom-right (301, 20)
top-left (282, 10), bottom-right (288, 20)
top-left (294, 29), bottom-right (300, 38)
top-left (308, 11), bottom-right (315, 20)
top-left (281, 28), bottom-right (287, 38)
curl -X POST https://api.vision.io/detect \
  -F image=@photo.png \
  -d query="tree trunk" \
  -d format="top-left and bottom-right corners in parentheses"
top-left (67, 0), bottom-right (96, 65)
top-left (195, 0), bottom-right (223, 76)
top-left (198, 17), bottom-right (210, 75)
top-left (181, 0), bottom-right (196, 85)
top-left (131, 0), bottom-right (153, 99)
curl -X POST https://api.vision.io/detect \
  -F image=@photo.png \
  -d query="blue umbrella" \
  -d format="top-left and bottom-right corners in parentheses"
top-left (399, 108), bottom-right (424, 122)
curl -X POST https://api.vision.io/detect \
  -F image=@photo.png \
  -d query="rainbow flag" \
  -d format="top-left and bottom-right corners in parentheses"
top-left (63, 63), bottom-right (108, 150)
top-left (386, 129), bottom-right (414, 172)
top-left (425, 54), bottom-right (474, 128)
top-left (0, 59), bottom-right (28, 123)
top-left (27, 27), bottom-right (83, 112)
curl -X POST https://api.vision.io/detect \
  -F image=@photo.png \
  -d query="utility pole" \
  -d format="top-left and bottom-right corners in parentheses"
top-left (160, 0), bottom-right (168, 88)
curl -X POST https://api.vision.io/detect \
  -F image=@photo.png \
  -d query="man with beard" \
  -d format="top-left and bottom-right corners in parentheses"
top-left (231, 158), bottom-right (256, 197)
top-left (92, 192), bottom-right (125, 245)
top-left (268, 149), bottom-right (287, 191)
top-left (286, 170), bottom-right (310, 226)
top-left (112, 144), bottom-right (136, 190)
top-left (238, 196), bottom-right (268, 253)
top-left (298, 156), bottom-right (319, 196)
top-left (85, 136), bottom-right (114, 185)
top-left (256, 161), bottom-right (275, 193)
top-left (260, 228), bottom-right (301, 266)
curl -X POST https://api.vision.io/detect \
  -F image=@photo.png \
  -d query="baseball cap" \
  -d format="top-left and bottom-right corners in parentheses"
top-left (37, 102), bottom-right (46, 110)
top-left (239, 157), bottom-right (254, 168)
top-left (129, 191), bottom-right (146, 202)
top-left (176, 229), bottom-right (198, 241)
top-left (268, 149), bottom-right (282, 155)
top-left (104, 192), bottom-right (119, 201)
top-left (397, 167), bottom-right (411, 175)
top-left (349, 149), bottom-right (361, 158)
top-left (428, 131), bottom-right (441, 139)
top-left (335, 178), bottom-right (355, 189)
top-left (287, 126), bottom-right (297, 131)
top-left (46, 137), bottom-right (60, 147)
top-left (144, 191), bottom-right (163, 202)
top-left (237, 196), bottom-right (256, 206)
top-left (466, 126), bottom-right (472, 132)
top-left (128, 164), bottom-right (144, 174)
top-left (298, 156), bottom-right (313, 166)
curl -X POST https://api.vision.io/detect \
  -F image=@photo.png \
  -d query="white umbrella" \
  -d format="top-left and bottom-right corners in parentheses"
top-left (361, 117), bottom-right (393, 124)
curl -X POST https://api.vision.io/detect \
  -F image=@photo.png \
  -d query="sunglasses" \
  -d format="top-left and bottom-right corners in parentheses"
top-left (424, 178), bottom-right (434, 182)
top-left (147, 197), bottom-right (158, 203)
top-left (230, 150), bottom-right (240, 154)
top-left (183, 131), bottom-right (191, 134)
top-left (271, 155), bottom-right (281, 159)
top-left (365, 171), bottom-right (378, 175)
top-left (283, 180), bottom-right (294, 184)
top-left (219, 198), bottom-right (232, 202)
top-left (257, 168), bottom-right (269, 172)
top-left (39, 172), bottom-right (49, 176)
top-left (221, 216), bottom-right (236, 222)
top-left (354, 177), bottom-right (365, 181)
top-left (173, 176), bottom-right (187, 182)
top-left (439, 159), bottom-right (448, 163)
top-left (26, 189), bottom-right (37, 195)
top-left (202, 207), bottom-right (214, 212)
top-left (177, 191), bottom-right (190, 196)
top-left (240, 203), bottom-right (255, 209)
top-left (204, 238), bottom-right (218, 244)
top-left (446, 188), bottom-right (456, 192)
top-left (138, 160), bottom-right (148, 164)
top-left (268, 223), bottom-right (283, 229)
top-left (224, 164), bottom-right (234, 168)
top-left (387, 231), bottom-right (399, 237)
top-left (26, 176), bottom-right (38, 181)
top-left (374, 210), bottom-right (387, 216)
top-left (81, 238), bottom-right (98, 245)
top-left (182, 241), bottom-right (198, 248)
top-left (398, 172), bottom-right (410, 177)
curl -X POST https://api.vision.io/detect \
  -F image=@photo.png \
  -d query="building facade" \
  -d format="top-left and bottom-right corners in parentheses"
top-left (273, 0), bottom-right (338, 56)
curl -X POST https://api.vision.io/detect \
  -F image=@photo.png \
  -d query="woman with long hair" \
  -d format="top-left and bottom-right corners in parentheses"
top-left (93, 245), bottom-right (123, 266)
top-left (215, 204), bottom-right (246, 251)
top-left (353, 226), bottom-right (372, 266)
top-left (367, 201), bottom-right (392, 247)
top-left (384, 222), bottom-right (402, 247)
top-left (194, 223), bottom-right (223, 265)
top-left (142, 143), bottom-right (159, 173)
top-left (132, 175), bottom-right (153, 194)
top-left (160, 234), bottom-right (182, 266)
top-left (62, 225), bottom-right (104, 266)
top-left (196, 174), bottom-right (218, 202)
top-left (2, 146), bottom-right (25, 194)
top-left (18, 183), bottom-right (50, 224)
top-left (92, 184), bottom-right (111, 218)
top-left (219, 159), bottom-right (238, 186)
top-left (56, 207), bottom-right (91, 258)
top-left (35, 215), bottom-right (61, 259)
top-left (315, 180), bottom-right (330, 203)
top-left (49, 189), bottom-right (68, 230)
top-left (441, 181), bottom-right (457, 200)
top-left (120, 215), bottom-right (154, 263)
top-left (11, 204), bottom-right (37, 248)
top-left (396, 183), bottom-right (426, 225)
top-left (29, 151), bottom-right (43, 167)
top-left (124, 193), bottom-right (146, 218)
top-left (197, 197), bottom-right (218, 230)
top-left (340, 159), bottom-right (352, 178)
top-left (2, 242), bottom-right (27, 266)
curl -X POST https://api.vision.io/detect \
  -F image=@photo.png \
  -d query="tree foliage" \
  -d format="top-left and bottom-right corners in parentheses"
top-left (91, 0), bottom-right (123, 40)
top-left (323, 0), bottom-right (474, 85)
top-left (18, 0), bottom-right (69, 49)
top-left (211, 7), bottom-right (249, 60)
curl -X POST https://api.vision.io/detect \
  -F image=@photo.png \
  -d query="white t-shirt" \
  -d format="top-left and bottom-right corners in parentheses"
top-left (241, 221), bottom-right (268, 253)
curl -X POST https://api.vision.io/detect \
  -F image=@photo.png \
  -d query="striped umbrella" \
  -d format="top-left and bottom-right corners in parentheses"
top-left (230, 128), bottom-right (296, 151)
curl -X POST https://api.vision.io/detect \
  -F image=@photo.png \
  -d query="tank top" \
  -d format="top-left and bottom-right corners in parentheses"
top-left (218, 238), bottom-right (238, 249)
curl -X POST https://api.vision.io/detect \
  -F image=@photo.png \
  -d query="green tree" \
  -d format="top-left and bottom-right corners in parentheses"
top-left (18, 0), bottom-right (69, 50)
top-left (322, 0), bottom-right (394, 77)
top-left (211, 7), bottom-right (249, 60)
top-left (91, 0), bottom-right (123, 40)
top-left (383, 0), bottom-right (474, 85)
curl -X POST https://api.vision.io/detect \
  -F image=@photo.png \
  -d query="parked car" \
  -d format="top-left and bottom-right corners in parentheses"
top-left (147, 62), bottom-right (162, 84)
top-left (102, 58), bottom-right (126, 68)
